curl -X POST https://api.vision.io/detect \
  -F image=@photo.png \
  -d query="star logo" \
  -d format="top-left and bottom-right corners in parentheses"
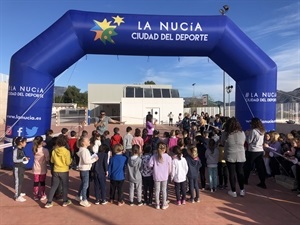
top-left (91, 15), bottom-right (125, 45)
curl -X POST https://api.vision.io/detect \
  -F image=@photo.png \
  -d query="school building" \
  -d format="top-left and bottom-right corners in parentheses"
top-left (88, 84), bottom-right (184, 124)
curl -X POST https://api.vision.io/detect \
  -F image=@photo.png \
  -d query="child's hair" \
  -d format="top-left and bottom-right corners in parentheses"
top-left (126, 126), bottom-right (132, 133)
top-left (163, 131), bottom-right (170, 138)
top-left (157, 142), bottom-right (167, 163)
top-left (170, 130), bottom-right (175, 137)
top-left (61, 127), bottom-right (68, 135)
top-left (143, 143), bottom-right (152, 154)
top-left (184, 136), bottom-right (192, 146)
top-left (32, 136), bottom-right (43, 155)
top-left (189, 146), bottom-right (198, 158)
top-left (134, 128), bottom-right (141, 137)
top-left (13, 136), bottom-right (27, 147)
top-left (182, 130), bottom-right (188, 137)
top-left (113, 144), bottom-right (124, 154)
top-left (70, 130), bottom-right (77, 137)
top-left (153, 129), bottom-right (160, 136)
top-left (175, 130), bottom-right (180, 136)
top-left (173, 145), bottom-right (182, 160)
top-left (142, 128), bottom-right (148, 138)
top-left (99, 144), bottom-right (109, 153)
top-left (177, 138), bottom-right (184, 148)
top-left (78, 136), bottom-right (89, 147)
top-left (46, 129), bottom-right (53, 136)
top-left (103, 130), bottom-right (110, 136)
top-left (132, 144), bottom-right (140, 155)
top-left (113, 127), bottom-right (120, 134)
top-left (81, 130), bottom-right (88, 137)
top-left (91, 130), bottom-right (98, 137)
top-left (56, 134), bottom-right (68, 147)
top-left (90, 132), bottom-right (100, 146)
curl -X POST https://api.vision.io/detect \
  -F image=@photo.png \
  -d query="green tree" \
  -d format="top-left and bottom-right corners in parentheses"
top-left (144, 81), bottom-right (156, 84)
top-left (54, 86), bottom-right (88, 107)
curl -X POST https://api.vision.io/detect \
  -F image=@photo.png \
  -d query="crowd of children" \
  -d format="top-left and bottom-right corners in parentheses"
top-left (11, 113), bottom-right (300, 209)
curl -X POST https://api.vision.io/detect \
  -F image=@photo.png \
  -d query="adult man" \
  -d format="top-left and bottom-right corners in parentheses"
top-left (168, 112), bottom-right (174, 126)
top-left (94, 110), bottom-right (123, 135)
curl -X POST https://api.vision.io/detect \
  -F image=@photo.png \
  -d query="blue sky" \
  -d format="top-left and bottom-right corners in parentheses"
top-left (0, 0), bottom-right (299, 101)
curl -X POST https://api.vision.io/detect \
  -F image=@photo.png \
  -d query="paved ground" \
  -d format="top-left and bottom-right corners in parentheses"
top-left (0, 124), bottom-right (300, 225)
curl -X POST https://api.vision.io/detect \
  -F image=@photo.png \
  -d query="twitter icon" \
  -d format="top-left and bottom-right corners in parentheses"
top-left (25, 126), bottom-right (38, 137)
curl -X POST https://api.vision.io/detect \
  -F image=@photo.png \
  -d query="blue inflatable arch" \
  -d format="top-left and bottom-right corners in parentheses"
top-left (4, 10), bottom-right (277, 168)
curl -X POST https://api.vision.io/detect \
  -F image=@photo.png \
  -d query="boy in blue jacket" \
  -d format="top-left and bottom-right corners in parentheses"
top-left (108, 144), bottom-right (127, 206)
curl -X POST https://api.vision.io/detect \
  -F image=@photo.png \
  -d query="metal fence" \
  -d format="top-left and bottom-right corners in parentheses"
top-left (184, 102), bottom-right (300, 123)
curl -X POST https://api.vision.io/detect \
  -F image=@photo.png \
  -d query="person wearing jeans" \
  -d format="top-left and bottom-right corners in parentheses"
top-left (221, 117), bottom-right (246, 198)
top-left (76, 136), bottom-right (98, 207)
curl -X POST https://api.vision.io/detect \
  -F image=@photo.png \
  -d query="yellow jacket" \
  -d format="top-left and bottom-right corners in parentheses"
top-left (51, 146), bottom-right (72, 172)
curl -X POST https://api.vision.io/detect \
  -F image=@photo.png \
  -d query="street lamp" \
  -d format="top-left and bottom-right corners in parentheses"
top-left (219, 5), bottom-right (230, 15)
top-left (192, 83), bottom-right (196, 110)
top-left (226, 85), bottom-right (233, 117)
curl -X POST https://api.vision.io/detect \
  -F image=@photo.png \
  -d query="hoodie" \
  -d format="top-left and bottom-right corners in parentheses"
top-left (186, 154), bottom-right (201, 179)
top-left (246, 129), bottom-right (264, 152)
top-left (127, 155), bottom-right (142, 183)
top-left (77, 147), bottom-right (98, 171)
top-left (51, 146), bottom-right (72, 172)
top-left (171, 155), bottom-right (188, 183)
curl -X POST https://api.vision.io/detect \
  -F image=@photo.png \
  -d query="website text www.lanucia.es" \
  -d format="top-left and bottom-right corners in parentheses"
top-left (6, 114), bottom-right (41, 121)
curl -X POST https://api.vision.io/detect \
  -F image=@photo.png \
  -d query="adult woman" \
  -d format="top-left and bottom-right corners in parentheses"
top-left (221, 117), bottom-right (246, 197)
top-left (146, 114), bottom-right (154, 140)
top-left (244, 118), bottom-right (267, 189)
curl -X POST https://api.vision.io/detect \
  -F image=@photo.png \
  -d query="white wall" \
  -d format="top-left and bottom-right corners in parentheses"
top-left (0, 74), bottom-right (9, 125)
top-left (121, 98), bottom-right (184, 124)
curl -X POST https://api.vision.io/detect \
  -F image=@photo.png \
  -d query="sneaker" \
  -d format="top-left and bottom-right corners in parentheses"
top-left (75, 195), bottom-right (82, 202)
top-left (228, 190), bottom-right (237, 197)
top-left (63, 200), bottom-right (72, 207)
top-left (101, 200), bottom-right (108, 205)
top-left (181, 200), bottom-right (186, 205)
top-left (195, 198), bottom-right (200, 203)
top-left (20, 193), bottom-right (26, 197)
top-left (162, 204), bottom-right (169, 210)
top-left (166, 200), bottom-right (170, 204)
top-left (80, 200), bottom-right (91, 207)
top-left (190, 199), bottom-right (195, 203)
top-left (45, 202), bottom-right (53, 208)
top-left (137, 202), bottom-right (143, 206)
top-left (118, 201), bottom-right (125, 206)
top-left (40, 195), bottom-right (47, 201)
top-left (240, 190), bottom-right (245, 197)
top-left (156, 205), bottom-right (160, 210)
top-left (129, 202), bottom-right (134, 206)
top-left (33, 196), bottom-right (40, 201)
top-left (257, 183), bottom-right (267, 189)
top-left (16, 196), bottom-right (26, 202)
top-left (177, 200), bottom-right (181, 206)
top-left (95, 200), bottom-right (100, 205)
top-left (211, 189), bottom-right (214, 193)
top-left (110, 199), bottom-right (114, 204)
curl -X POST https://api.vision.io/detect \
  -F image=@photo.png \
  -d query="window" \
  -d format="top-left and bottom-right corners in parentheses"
top-left (135, 87), bottom-right (143, 97)
top-left (171, 89), bottom-right (180, 98)
top-left (153, 89), bottom-right (162, 98)
top-left (125, 87), bottom-right (134, 97)
top-left (144, 88), bottom-right (152, 97)
top-left (162, 89), bottom-right (171, 98)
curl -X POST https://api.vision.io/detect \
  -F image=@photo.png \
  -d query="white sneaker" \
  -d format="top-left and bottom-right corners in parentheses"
top-left (75, 196), bottom-right (82, 202)
top-left (16, 196), bottom-right (26, 202)
top-left (228, 190), bottom-right (237, 197)
top-left (240, 190), bottom-right (245, 197)
top-left (80, 200), bottom-right (91, 207)
top-left (20, 193), bottom-right (26, 197)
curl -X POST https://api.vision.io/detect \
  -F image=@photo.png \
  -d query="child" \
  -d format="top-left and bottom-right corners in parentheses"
top-left (195, 135), bottom-right (207, 190)
top-left (45, 135), bottom-right (72, 208)
top-left (111, 127), bottom-right (123, 148)
top-left (141, 144), bottom-right (154, 205)
top-left (148, 142), bottom-right (172, 210)
top-left (108, 144), bottom-right (127, 206)
top-left (151, 130), bottom-right (160, 154)
top-left (76, 136), bottom-right (98, 207)
top-left (90, 131), bottom-right (101, 154)
top-left (160, 131), bottom-right (170, 146)
top-left (101, 130), bottom-right (112, 164)
top-left (171, 146), bottom-right (189, 206)
top-left (12, 136), bottom-right (28, 202)
top-left (68, 130), bottom-right (78, 169)
top-left (32, 136), bottom-right (50, 200)
top-left (217, 143), bottom-right (228, 189)
top-left (123, 126), bottom-right (133, 158)
top-left (168, 130), bottom-right (178, 156)
top-left (142, 128), bottom-right (151, 145)
top-left (127, 144), bottom-right (143, 206)
top-left (186, 146), bottom-right (201, 203)
top-left (93, 144), bottom-right (108, 205)
top-left (132, 128), bottom-right (144, 154)
top-left (205, 139), bottom-right (219, 192)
